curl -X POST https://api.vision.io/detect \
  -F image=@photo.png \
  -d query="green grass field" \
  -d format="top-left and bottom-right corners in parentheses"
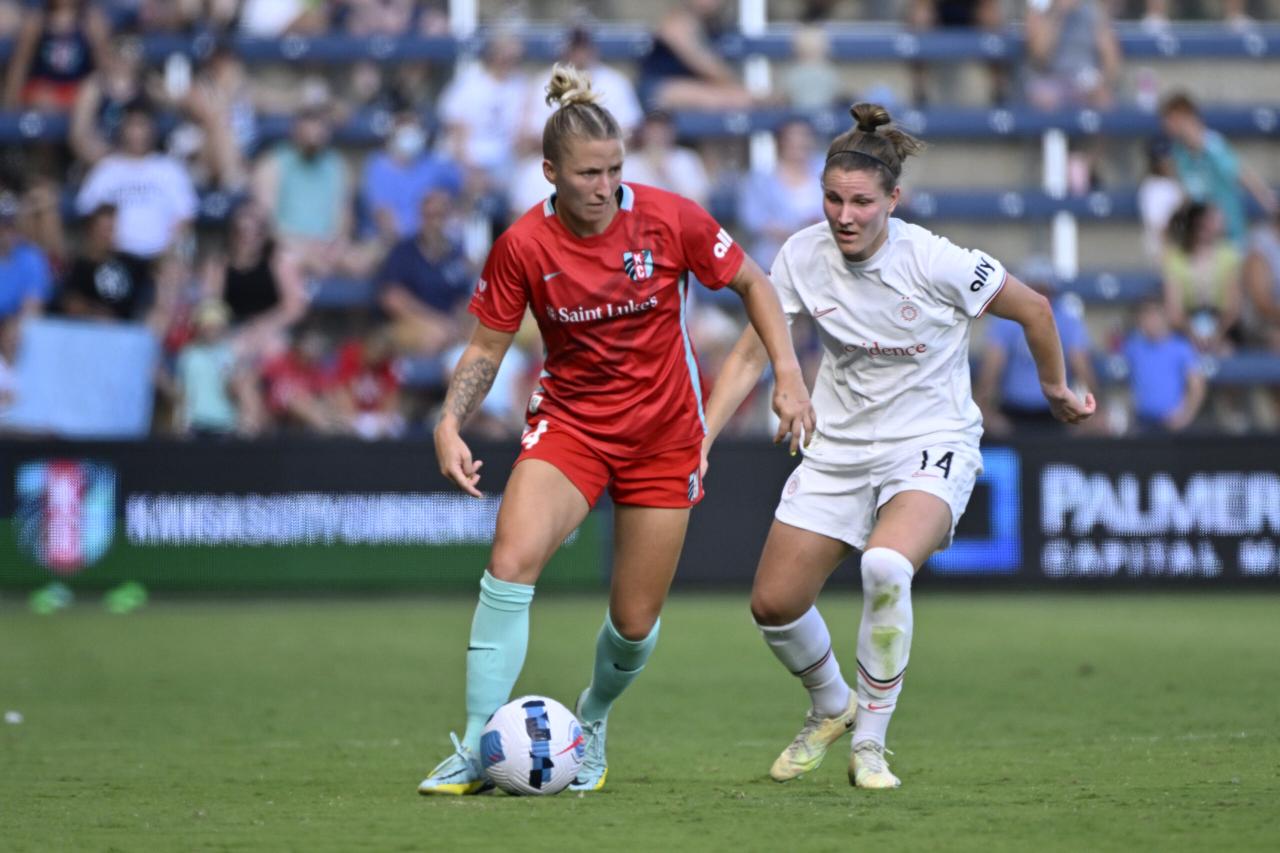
top-left (2, 593), bottom-right (1277, 852)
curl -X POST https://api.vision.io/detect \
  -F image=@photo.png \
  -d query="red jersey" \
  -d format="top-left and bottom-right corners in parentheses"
top-left (469, 183), bottom-right (744, 457)
top-left (333, 340), bottom-right (399, 413)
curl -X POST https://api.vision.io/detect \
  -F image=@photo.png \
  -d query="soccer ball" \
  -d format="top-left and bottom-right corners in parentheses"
top-left (480, 695), bottom-right (584, 796)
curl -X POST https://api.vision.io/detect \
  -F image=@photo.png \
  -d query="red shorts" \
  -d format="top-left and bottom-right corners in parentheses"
top-left (515, 418), bottom-right (704, 509)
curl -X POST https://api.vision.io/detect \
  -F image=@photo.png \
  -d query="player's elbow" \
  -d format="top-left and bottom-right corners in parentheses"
top-left (1018, 290), bottom-right (1054, 332)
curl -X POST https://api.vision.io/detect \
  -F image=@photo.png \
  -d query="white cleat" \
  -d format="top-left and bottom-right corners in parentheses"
top-left (849, 740), bottom-right (901, 789)
top-left (769, 695), bottom-right (858, 782)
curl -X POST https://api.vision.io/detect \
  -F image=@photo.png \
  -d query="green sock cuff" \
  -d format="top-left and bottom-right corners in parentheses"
top-left (479, 571), bottom-right (535, 611)
top-left (603, 612), bottom-right (660, 666)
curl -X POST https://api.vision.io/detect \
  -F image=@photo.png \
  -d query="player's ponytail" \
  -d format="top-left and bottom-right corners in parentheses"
top-left (825, 103), bottom-right (926, 192)
top-left (542, 62), bottom-right (622, 163)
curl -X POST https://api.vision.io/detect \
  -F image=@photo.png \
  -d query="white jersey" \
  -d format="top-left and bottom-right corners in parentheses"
top-left (772, 217), bottom-right (1007, 464)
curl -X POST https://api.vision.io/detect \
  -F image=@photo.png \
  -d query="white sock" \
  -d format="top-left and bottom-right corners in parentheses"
top-left (853, 547), bottom-right (915, 748)
top-left (758, 606), bottom-right (852, 718)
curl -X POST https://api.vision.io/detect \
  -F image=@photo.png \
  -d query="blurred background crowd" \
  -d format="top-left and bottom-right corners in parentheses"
top-left (0, 0), bottom-right (1278, 441)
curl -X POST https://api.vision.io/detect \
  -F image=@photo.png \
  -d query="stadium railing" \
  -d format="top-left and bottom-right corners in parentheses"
top-left (0, 22), bottom-right (1275, 65)
top-left (4, 104), bottom-right (1273, 145)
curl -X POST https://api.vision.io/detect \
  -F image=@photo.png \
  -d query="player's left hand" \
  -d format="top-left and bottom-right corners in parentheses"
top-left (699, 436), bottom-right (712, 479)
top-left (1043, 383), bottom-right (1096, 424)
top-left (772, 367), bottom-right (817, 455)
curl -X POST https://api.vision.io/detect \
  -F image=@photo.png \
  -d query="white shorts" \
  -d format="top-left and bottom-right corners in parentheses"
top-left (774, 439), bottom-right (983, 552)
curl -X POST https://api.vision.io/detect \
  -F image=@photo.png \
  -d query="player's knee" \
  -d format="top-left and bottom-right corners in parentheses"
top-left (750, 590), bottom-right (804, 627)
top-left (860, 547), bottom-right (915, 597)
top-left (486, 549), bottom-right (543, 586)
top-left (609, 608), bottom-right (659, 641)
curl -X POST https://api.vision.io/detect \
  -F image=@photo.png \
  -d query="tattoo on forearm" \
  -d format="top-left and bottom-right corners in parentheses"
top-left (446, 357), bottom-right (498, 423)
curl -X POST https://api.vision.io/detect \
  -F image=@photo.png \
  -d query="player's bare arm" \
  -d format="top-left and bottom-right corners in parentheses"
top-left (434, 323), bottom-right (515, 497)
top-left (704, 325), bottom-right (769, 445)
top-left (987, 274), bottom-right (1096, 425)
top-left (726, 254), bottom-right (816, 454)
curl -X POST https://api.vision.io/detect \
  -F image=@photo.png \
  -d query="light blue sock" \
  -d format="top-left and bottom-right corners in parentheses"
top-left (578, 613), bottom-right (660, 723)
top-left (461, 571), bottom-right (535, 753)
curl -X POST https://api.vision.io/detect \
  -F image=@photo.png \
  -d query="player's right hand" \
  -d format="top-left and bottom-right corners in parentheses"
top-left (1043, 383), bottom-right (1096, 425)
top-left (771, 368), bottom-right (817, 456)
top-left (434, 425), bottom-right (484, 497)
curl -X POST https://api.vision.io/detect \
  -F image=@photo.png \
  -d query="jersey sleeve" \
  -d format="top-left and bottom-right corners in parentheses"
top-left (769, 240), bottom-right (806, 325)
top-left (675, 196), bottom-right (743, 290)
top-left (929, 235), bottom-right (1008, 318)
top-left (468, 232), bottom-right (529, 333)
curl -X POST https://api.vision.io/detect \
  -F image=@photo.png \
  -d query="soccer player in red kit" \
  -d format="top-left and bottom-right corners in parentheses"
top-left (418, 64), bottom-right (815, 795)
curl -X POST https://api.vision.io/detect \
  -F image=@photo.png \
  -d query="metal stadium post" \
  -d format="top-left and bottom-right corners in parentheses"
top-left (449, 0), bottom-right (477, 38)
top-left (1043, 127), bottom-right (1079, 280)
top-left (740, 0), bottom-right (775, 174)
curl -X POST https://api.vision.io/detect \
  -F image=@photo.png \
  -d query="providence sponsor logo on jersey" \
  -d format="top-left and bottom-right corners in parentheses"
top-left (622, 249), bottom-right (654, 282)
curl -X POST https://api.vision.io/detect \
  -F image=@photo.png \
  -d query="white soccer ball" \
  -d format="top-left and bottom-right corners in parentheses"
top-left (480, 695), bottom-right (584, 795)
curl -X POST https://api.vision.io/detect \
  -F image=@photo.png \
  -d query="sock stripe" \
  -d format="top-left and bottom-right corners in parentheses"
top-left (857, 660), bottom-right (906, 690)
top-left (792, 646), bottom-right (833, 678)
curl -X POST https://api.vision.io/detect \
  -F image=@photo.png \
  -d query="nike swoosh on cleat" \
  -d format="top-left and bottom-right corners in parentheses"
top-left (543, 271), bottom-right (563, 281)
top-left (867, 702), bottom-right (893, 711)
top-left (814, 307), bottom-right (838, 318)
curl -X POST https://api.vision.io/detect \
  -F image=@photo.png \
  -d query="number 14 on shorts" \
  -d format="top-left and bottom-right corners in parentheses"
top-left (918, 449), bottom-right (953, 479)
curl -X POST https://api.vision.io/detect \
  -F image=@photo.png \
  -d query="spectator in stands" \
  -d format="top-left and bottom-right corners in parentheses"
top-left (0, 309), bottom-right (17, 427)
top-left (1123, 298), bottom-right (1206, 433)
top-left (69, 36), bottom-right (148, 170)
top-left (1160, 91), bottom-right (1278, 249)
top-left (735, 119), bottom-right (824, 268)
top-left (1141, 0), bottom-right (1254, 33)
top-left (131, 0), bottom-right (239, 33)
top-left (338, 0), bottom-right (416, 36)
top-left (637, 0), bottom-right (755, 111)
top-left (1243, 211), bottom-right (1280, 351)
top-left (361, 104), bottom-right (463, 243)
top-left (18, 177), bottom-right (66, 271)
top-left (74, 98), bottom-right (196, 331)
top-left (0, 2), bottom-right (23, 38)
top-left (906, 0), bottom-right (1008, 106)
top-left (1137, 136), bottom-right (1184, 264)
top-left (2, 0), bottom-right (110, 110)
top-left (781, 25), bottom-right (842, 112)
top-left (376, 189), bottom-right (472, 357)
top-left (976, 255), bottom-right (1098, 436)
top-left (0, 192), bottom-right (52, 322)
top-left (622, 110), bottom-right (711, 206)
top-left (175, 41), bottom-right (257, 192)
top-left (331, 328), bottom-right (404, 439)
top-left (1023, 0), bottom-right (1122, 111)
top-left (175, 299), bottom-right (262, 438)
top-left (521, 28), bottom-right (644, 145)
top-left (238, 0), bottom-right (328, 36)
top-left (1162, 201), bottom-right (1243, 356)
top-left (201, 200), bottom-right (307, 361)
top-left (437, 30), bottom-right (529, 187)
top-left (57, 203), bottom-right (156, 324)
top-left (261, 328), bottom-right (347, 434)
top-left (253, 106), bottom-right (380, 279)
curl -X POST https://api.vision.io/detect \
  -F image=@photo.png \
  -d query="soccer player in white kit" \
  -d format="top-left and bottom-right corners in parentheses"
top-left (702, 104), bottom-right (1095, 789)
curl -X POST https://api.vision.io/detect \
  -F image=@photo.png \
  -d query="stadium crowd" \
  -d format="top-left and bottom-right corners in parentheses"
top-left (0, 0), bottom-right (1278, 439)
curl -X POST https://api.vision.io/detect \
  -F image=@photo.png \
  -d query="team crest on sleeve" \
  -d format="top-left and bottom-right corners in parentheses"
top-left (622, 249), bottom-right (654, 282)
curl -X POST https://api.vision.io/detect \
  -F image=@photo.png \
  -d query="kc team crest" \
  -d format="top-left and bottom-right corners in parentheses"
top-left (622, 249), bottom-right (654, 282)
top-left (15, 459), bottom-right (116, 575)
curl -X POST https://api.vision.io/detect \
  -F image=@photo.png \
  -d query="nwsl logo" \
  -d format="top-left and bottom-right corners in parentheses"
top-left (14, 460), bottom-right (116, 575)
top-left (622, 249), bottom-right (653, 282)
